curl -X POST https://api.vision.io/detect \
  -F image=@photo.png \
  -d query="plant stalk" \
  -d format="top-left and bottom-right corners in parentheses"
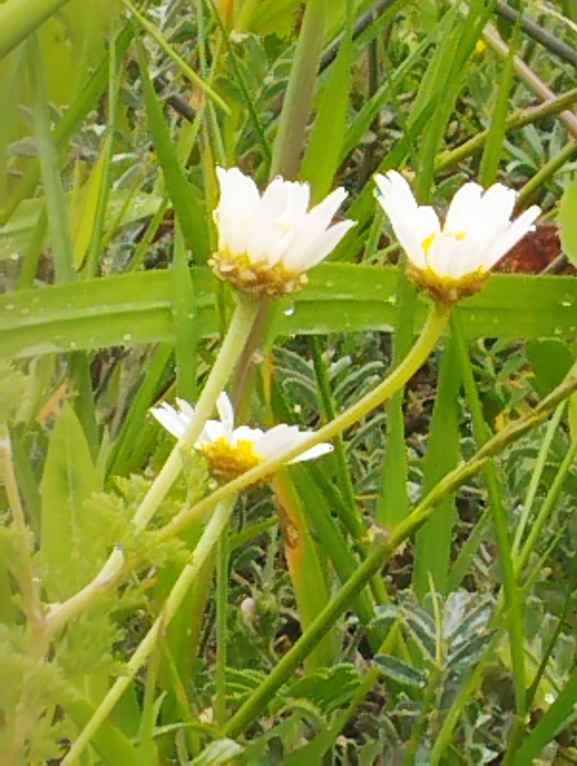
top-left (132, 295), bottom-right (260, 531)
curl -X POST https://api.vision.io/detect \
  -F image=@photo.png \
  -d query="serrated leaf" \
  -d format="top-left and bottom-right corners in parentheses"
top-left (288, 664), bottom-right (360, 713)
top-left (558, 174), bottom-right (577, 268)
top-left (39, 402), bottom-right (101, 600)
top-left (373, 654), bottom-right (427, 688)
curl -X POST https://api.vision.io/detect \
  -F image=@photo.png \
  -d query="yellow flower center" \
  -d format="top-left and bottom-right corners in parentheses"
top-left (209, 248), bottom-right (308, 297)
top-left (200, 437), bottom-right (262, 483)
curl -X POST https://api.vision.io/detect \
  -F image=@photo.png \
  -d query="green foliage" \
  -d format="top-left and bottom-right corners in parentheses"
top-left (2, 0), bottom-right (577, 763)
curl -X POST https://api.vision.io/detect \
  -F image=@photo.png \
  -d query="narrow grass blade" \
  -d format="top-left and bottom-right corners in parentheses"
top-left (413, 335), bottom-right (460, 598)
top-left (136, 35), bottom-right (210, 261)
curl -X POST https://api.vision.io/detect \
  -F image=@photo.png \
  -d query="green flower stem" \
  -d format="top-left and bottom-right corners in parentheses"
top-left (132, 295), bottom-right (261, 532)
top-left (215, 532), bottom-right (229, 728)
top-left (515, 432), bottom-right (577, 578)
top-left (516, 140), bottom-right (577, 207)
top-left (512, 402), bottom-right (566, 557)
top-left (161, 300), bottom-right (452, 542)
top-left (63, 496), bottom-right (238, 765)
top-left (44, 549), bottom-right (125, 639)
top-left (3, 430), bottom-right (43, 636)
top-left (435, 86), bottom-right (577, 171)
top-left (221, 362), bottom-right (577, 739)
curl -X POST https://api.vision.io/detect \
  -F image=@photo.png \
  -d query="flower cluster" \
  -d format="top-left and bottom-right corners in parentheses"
top-left (374, 171), bottom-right (540, 303)
top-left (210, 166), bottom-right (540, 303)
top-left (210, 167), bottom-right (355, 297)
top-left (151, 393), bottom-right (332, 484)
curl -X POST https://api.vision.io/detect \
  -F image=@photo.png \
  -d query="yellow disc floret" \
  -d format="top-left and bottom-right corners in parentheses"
top-left (200, 436), bottom-right (262, 483)
top-left (209, 249), bottom-right (309, 297)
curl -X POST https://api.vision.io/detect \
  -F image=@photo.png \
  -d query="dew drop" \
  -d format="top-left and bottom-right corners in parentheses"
top-left (69, 341), bottom-right (77, 350)
top-left (123, 332), bottom-right (133, 342)
top-left (5, 303), bottom-right (15, 311)
top-left (21, 307), bottom-right (30, 315)
top-left (561, 299), bottom-right (574, 308)
top-left (325, 280), bottom-right (334, 288)
top-left (553, 327), bottom-right (563, 336)
top-left (283, 304), bottom-right (295, 317)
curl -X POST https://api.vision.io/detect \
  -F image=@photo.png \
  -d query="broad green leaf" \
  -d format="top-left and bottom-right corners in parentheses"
top-left (558, 173), bottom-right (577, 268)
top-left (526, 338), bottom-right (575, 397)
top-left (3, 267), bottom-right (577, 361)
top-left (39, 402), bottom-right (101, 600)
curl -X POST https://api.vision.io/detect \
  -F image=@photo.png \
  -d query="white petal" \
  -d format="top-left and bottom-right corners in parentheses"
top-left (255, 424), bottom-right (302, 459)
top-left (256, 424), bottom-right (333, 464)
top-left (216, 167), bottom-right (260, 226)
top-left (444, 182), bottom-right (483, 234)
top-left (232, 425), bottom-right (264, 445)
top-left (289, 219), bottom-right (355, 269)
top-left (289, 441), bottom-right (334, 463)
top-left (426, 233), bottom-right (462, 277)
top-left (175, 397), bottom-right (196, 423)
top-left (198, 419), bottom-right (227, 445)
top-left (150, 402), bottom-right (186, 439)
top-left (483, 205), bottom-right (540, 267)
top-left (216, 392), bottom-right (235, 434)
top-left (375, 172), bottom-right (439, 268)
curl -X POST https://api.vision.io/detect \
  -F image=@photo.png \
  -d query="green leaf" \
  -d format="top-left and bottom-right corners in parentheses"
top-left (136, 35), bottom-right (211, 261)
top-left (300, 28), bottom-right (352, 201)
top-left (64, 696), bottom-right (140, 766)
top-left (513, 664), bottom-right (577, 765)
top-left (372, 654), bottom-right (427, 688)
top-left (27, 34), bottom-right (75, 283)
top-left (413, 335), bottom-right (460, 598)
top-left (192, 738), bottom-right (244, 765)
top-left (526, 338), bottom-right (575, 397)
top-left (39, 402), bottom-right (101, 600)
top-left (558, 173), bottom-right (577, 268)
top-left (288, 664), bottom-right (361, 714)
top-left (3, 266), bottom-right (577, 361)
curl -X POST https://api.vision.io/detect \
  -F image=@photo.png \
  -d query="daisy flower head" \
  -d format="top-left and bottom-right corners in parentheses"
top-left (374, 171), bottom-right (541, 303)
top-left (210, 167), bottom-right (355, 297)
top-left (151, 392), bottom-right (333, 484)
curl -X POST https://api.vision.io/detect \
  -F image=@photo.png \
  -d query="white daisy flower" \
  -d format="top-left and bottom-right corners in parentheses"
top-left (210, 166), bottom-right (355, 297)
top-left (374, 171), bottom-right (541, 302)
top-left (151, 392), bottom-right (333, 483)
